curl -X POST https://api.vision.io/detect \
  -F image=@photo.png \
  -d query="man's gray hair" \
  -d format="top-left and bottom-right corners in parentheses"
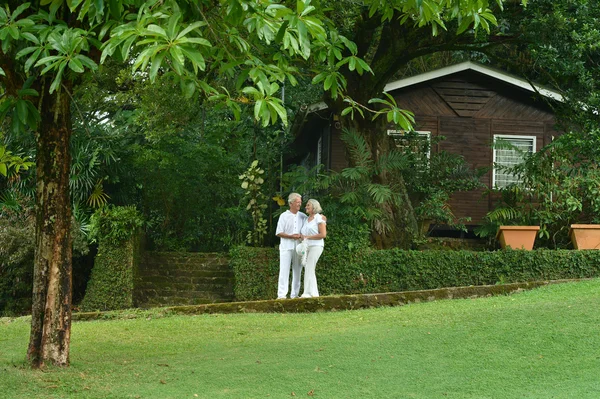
top-left (288, 192), bottom-right (302, 204)
top-left (307, 199), bottom-right (323, 214)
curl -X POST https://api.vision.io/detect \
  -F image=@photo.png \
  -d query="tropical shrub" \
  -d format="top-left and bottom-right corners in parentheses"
top-left (311, 129), bottom-right (483, 247)
top-left (240, 160), bottom-right (268, 246)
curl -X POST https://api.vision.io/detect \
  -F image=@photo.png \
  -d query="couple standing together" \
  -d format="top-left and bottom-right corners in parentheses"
top-left (275, 193), bottom-right (327, 299)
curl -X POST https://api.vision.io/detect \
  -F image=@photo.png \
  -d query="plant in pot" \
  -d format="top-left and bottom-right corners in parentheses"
top-left (475, 186), bottom-right (543, 250)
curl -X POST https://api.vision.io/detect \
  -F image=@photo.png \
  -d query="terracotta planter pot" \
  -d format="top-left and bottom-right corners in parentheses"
top-left (569, 224), bottom-right (600, 249)
top-left (496, 226), bottom-right (540, 250)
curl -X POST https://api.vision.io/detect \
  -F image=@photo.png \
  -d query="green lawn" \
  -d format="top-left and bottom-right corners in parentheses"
top-left (1, 279), bottom-right (600, 399)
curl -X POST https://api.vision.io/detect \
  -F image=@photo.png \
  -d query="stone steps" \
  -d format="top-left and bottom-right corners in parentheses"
top-left (134, 252), bottom-right (234, 308)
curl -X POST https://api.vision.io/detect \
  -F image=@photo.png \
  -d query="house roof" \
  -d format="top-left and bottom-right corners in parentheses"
top-left (307, 61), bottom-right (563, 112)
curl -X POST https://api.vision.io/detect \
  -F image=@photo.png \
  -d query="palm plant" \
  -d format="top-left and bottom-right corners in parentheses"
top-left (330, 128), bottom-right (416, 243)
top-left (69, 134), bottom-right (118, 209)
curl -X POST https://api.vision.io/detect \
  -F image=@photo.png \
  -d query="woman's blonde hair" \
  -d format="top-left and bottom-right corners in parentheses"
top-left (307, 199), bottom-right (323, 214)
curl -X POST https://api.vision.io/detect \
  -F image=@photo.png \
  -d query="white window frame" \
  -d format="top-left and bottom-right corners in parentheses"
top-left (316, 136), bottom-right (322, 167)
top-left (492, 134), bottom-right (536, 188)
top-left (387, 130), bottom-right (431, 159)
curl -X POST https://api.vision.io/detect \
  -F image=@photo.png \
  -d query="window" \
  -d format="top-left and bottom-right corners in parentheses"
top-left (493, 135), bottom-right (536, 188)
top-left (387, 130), bottom-right (431, 159)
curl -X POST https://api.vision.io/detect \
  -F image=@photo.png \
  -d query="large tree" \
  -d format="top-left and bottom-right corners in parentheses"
top-left (0, 0), bottom-right (516, 367)
top-left (0, 0), bottom-right (362, 368)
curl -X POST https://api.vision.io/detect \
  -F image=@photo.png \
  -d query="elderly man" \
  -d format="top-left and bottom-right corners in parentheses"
top-left (275, 192), bottom-right (307, 299)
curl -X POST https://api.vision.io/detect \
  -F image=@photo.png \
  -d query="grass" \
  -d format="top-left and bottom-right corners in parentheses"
top-left (1, 279), bottom-right (600, 399)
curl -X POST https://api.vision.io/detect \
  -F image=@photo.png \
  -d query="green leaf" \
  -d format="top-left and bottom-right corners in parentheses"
top-left (348, 57), bottom-right (356, 71)
top-left (40, 59), bottom-right (63, 75)
top-left (94, 0), bottom-right (104, 17)
top-left (108, 0), bottom-right (120, 19)
top-left (26, 101), bottom-right (40, 126)
top-left (49, 61), bottom-right (67, 93)
top-left (145, 24), bottom-right (168, 39)
top-left (17, 88), bottom-right (38, 97)
top-left (24, 48), bottom-right (42, 73)
top-left (15, 46), bottom-right (37, 60)
top-left (175, 21), bottom-right (205, 41)
top-left (12, 2), bottom-right (31, 19)
top-left (324, 74), bottom-right (333, 90)
top-left (68, 57), bottom-right (84, 73)
top-left (119, 34), bottom-right (137, 61)
top-left (275, 20), bottom-right (289, 43)
top-left (75, 54), bottom-right (98, 70)
top-left (311, 72), bottom-right (326, 84)
top-left (169, 45), bottom-right (185, 69)
top-left (166, 13), bottom-right (182, 40)
top-left (0, 163), bottom-right (7, 177)
top-left (149, 51), bottom-right (165, 82)
top-left (254, 99), bottom-right (264, 121)
top-left (180, 47), bottom-right (206, 72)
top-left (8, 25), bottom-right (19, 40)
top-left (181, 79), bottom-right (196, 99)
top-left (198, 79), bottom-right (217, 95)
top-left (242, 86), bottom-right (261, 98)
top-left (16, 100), bottom-right (28, 125)
top-left (457, 17), bottom-right (472, 34)
top-left (21, 32), bottom-right (39, 44)
top-left (182, 37), bottom-right (212, 47)
top-left (269, 99), bottom-right (288, 126)
top-left (368, 97), bottom-right (391, 106)
top-left (357, 58), bottom-right (373, 75)
top-left (36, 55), bottom-right (64, 66)
top-left (300, 4), bottom-right (316, 17)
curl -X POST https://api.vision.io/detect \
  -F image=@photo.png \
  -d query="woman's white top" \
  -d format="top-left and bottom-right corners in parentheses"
top-left (301, 213), bottom-right (326, 247)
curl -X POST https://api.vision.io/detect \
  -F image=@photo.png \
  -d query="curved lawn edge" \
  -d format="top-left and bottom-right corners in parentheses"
top-left (71, 278), bottom-right (593, 321)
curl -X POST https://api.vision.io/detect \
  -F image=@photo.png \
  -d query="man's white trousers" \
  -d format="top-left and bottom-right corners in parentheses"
top-left (278, 249), bottom-right (302, 299)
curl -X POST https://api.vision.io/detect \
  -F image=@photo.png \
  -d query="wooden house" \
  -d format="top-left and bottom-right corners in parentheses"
top-left (292, 61), bottom-right (563, 230)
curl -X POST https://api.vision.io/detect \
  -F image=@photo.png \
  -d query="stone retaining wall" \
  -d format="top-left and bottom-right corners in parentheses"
top-left (134, 252), bottom-right (234, 307)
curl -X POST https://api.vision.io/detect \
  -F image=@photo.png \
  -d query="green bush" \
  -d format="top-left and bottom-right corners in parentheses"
top-left (230, 246), bottom-right (600, 300)
top-left (80, 240), bottom-right (138, 311)
top-left (0, 200), bottom-right (89, 316)
top-left (81, 206), bottom-right (142, 311)
top-left (89, 205), bottom-right (144, 246)
top-left (0, 210), bottom-right (34, 316)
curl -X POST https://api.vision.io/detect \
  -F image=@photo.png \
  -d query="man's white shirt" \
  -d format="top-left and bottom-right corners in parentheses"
top-left (276, 210), bottom-right (308, 250)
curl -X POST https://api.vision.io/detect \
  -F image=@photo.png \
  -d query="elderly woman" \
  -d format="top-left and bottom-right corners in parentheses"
top-left (299, 199), bottom-right (327, 298)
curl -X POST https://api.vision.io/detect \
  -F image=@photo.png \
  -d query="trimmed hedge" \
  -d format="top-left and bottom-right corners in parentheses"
top-left (229, 246), bottom-right (600, 301)
top-left (80, 239), bottom-right (139, 311)
top-left (80, 206), bottom-right (143, 312)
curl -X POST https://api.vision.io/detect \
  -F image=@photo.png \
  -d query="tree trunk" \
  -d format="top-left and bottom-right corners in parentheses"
top-left (27, 84), bottom-right (73, 368)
